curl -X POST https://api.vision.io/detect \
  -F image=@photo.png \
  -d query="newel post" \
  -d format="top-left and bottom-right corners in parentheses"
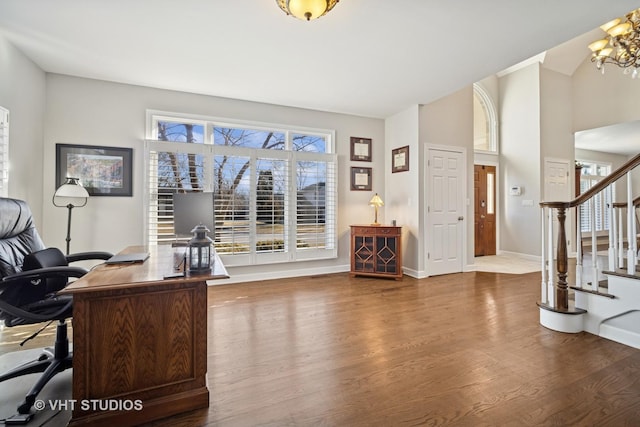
top-left (555, 207), bottom-right (569, 310)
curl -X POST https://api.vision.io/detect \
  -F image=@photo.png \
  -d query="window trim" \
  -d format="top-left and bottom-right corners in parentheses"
top-left (146, 110), bottom-right (335, 153)
top-left (144, 110), bottom-right (337, 267)
top-left (0, 106), bottom-right (9, 197)
top-left (473, 83), bottom-right (499, 154)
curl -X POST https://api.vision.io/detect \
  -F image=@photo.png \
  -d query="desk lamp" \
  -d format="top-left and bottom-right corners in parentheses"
top-left (369, 193), bottom-right (384, 225)
top-left (53, 177), bottom-right (89, 255)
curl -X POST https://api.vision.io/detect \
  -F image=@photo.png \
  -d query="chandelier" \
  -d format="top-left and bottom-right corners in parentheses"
top-left (588, 8), bottom-right (640, 78)
top-left (276, 0), bottom-right (339, 21)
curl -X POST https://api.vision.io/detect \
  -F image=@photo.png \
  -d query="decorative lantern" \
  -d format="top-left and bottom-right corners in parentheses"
top-left (188, 223), bottom-right (214, 275)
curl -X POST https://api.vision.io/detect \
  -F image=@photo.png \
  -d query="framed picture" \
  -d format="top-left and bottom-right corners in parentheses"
top-left (350, 137), bottom-right (372, 162)
top-left (350, 167), bottom-right (372, 191)
top-left (56, 143), bottom-right (133, 196)
top-left (392, 145), bottom-right (409, 173)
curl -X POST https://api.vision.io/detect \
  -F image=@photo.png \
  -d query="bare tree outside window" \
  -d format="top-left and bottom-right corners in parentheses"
top-left (147, 116), bottom-right (335, 263)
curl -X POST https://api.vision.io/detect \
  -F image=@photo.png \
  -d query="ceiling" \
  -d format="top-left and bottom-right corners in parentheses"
top-left (575, 121), bottom-right (640, 156)
top-left (0, 1), bottom-right (638, 156)
top-left (0, 0), bottom-right (636, 120)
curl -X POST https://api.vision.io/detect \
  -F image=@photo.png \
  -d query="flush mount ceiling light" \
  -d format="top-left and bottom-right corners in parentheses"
top-left (276, 0), bottom-right (340, 21)
top-left (588, 8), bottom-right (640, 78)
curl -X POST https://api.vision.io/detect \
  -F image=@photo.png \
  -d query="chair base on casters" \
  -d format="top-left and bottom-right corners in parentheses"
top-left (0, 320), bottom-right (72, 414)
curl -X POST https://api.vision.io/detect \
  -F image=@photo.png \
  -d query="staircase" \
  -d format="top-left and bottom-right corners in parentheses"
top-left (538, 153), bottom-right (640, 349)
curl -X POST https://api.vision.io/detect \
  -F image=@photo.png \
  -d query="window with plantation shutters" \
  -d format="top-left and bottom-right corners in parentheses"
top-left (145, 112), bottom-right (337, 267)
top-left (0, 107), bottom-right (8, 197)
top-left (578, 161), bottom-right (613, 234)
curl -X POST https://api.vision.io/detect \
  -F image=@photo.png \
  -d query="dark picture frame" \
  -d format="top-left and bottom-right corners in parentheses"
top-left (56, 143), bottom-right (133, 196)
top-left (350, 167), bottom-right (372, 191)
top-left (392, 145), bottom-right (410, 173)
top-left (350, 137), bottom-right (372, 162)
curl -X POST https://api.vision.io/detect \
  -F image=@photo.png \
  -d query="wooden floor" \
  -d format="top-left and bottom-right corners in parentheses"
top-left (2, 270), bottom-right (640, 425)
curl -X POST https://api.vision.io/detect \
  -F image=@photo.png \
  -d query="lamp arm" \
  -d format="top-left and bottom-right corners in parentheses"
top-left (52, 193), bottom-right (88, 255)
top-left (65, 205), bottom-right (73, 255)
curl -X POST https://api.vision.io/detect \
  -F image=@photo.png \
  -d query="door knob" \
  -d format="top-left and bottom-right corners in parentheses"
top-left (480, 215), bottom-right (485, 219)
top-left (458, 216), bottom-right (464, 221)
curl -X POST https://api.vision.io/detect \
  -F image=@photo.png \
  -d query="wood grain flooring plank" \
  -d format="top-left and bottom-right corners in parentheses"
top-left (3, 270), bottom-right (640, 426)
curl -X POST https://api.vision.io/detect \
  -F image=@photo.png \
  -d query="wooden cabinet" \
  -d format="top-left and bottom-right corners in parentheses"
top-left (350, 225), bottom-right (402, 279)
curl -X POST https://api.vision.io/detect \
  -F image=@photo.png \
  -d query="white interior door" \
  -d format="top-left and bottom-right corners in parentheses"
top-left (427, 148), bottom-right (464, 276)
top-left (544, 159), bottom-right (570, 202)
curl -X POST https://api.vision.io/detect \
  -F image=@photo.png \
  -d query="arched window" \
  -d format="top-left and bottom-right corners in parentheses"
top-left (473, 84), bottom-right (498, 153)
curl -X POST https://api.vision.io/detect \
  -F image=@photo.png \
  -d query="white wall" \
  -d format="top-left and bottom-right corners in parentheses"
top-left (42, 74), bottom-right (384, 281)
top-left (573, 57), bottom-right (640, 133)
top-left (0, 34), bottom-right (46, 225)
top-left (419, 86), bottom-right (474, 273)
top-left (540, 68), bottom-right (574, 170)
top-left (384, 105), bottom-right (420, 275)
top-left (499, 63), bottom-right (542, 256)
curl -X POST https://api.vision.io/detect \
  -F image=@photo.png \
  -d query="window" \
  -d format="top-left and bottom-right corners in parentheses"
top-left (473, 84), bottom-right (498, 153)
top-left (145, 112), bottom-right (337, 267)
top-left (0, 107), bottom-right (8, 197)
top-left (578, 161), bottom-right (613, 234)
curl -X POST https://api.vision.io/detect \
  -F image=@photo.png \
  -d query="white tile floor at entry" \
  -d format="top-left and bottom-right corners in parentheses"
top-left (474, 253), bottom-right (541, 274)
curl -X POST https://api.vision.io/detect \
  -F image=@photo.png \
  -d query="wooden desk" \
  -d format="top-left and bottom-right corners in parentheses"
top-left (61, 245), bottom-right (228, 427)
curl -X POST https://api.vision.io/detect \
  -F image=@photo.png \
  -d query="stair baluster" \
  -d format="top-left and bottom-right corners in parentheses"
top-left (590, 192), bottom-right (598, 290)
top-left (627, 173), bottom-right (636, 274)
top-left (576, 203), bottom-right (583, 288)
top-left (556, 207), bottom-right (569, 311)
top-left (608, 186), bottom-right (616, 272)
top-left (540, 207), bottom-right (548, 305)
top-left (548, 207), bottom-right (555, 307)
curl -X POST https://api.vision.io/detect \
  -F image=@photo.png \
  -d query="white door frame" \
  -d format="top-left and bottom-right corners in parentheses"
top-left (424, 144), bottom-right (468, 277)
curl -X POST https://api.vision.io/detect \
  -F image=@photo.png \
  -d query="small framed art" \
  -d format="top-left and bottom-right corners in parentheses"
top-left (350, 137), bottom-right (372, 162)
top-left (56, 143), bottom-right (133, 196)
top-left (392, 145), bottom-right (409, 173)
top-left (350, 167), bottom-right (372, 191)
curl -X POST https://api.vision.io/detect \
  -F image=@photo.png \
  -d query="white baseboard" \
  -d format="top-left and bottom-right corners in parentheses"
top-left (402, 267), bottom-right (426, 279)
top-left (208, 264), bottom-right (350, 285)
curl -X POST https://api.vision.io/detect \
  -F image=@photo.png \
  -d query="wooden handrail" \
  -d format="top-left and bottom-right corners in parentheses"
top-left (540, 152), bottom-right (640, 209)
top-left (613, 195), bottom-right (640, 208)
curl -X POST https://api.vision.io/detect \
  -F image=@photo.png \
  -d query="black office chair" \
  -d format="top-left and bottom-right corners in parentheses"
top-left (0, 197), bottom-right (112, 414)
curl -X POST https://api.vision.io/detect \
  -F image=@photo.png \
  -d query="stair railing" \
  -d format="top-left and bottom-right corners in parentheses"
top-left (540, 153), bottom-right (640, 312)
top-left (612, 196), bottom-right (640, 269)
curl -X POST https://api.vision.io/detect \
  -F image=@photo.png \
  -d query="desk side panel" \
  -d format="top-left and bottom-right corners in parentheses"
top-left (71, 280), bottom-right (208, 424)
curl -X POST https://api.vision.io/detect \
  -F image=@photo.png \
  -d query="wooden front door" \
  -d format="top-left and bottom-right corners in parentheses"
top-left (474, 164), bottom-right (496, 256)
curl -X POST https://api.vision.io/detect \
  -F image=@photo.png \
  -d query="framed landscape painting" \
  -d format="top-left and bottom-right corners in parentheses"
top-left (56, 143), bottom-right (133, 196)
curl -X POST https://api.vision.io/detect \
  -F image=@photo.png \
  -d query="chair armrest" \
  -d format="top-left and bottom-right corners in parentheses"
top-left (66, 251), bottom-right (113, 263)
top-left (0, 298), bottom-right (72, 323)
top-left (1, 266), bottom-right (88, 284)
